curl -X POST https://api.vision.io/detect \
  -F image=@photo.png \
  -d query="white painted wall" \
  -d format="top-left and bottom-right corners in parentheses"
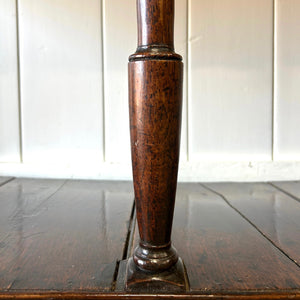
top-left (189, 0), bottom-right (273, 161)
top-left (19, 0), bottom-right (104, 165)
top-left (0, 0), bottom-right (300, 182)
top-left (274, 0), bottom-right (300, 161)
top-left (0, 0), bottom-right (20, 162)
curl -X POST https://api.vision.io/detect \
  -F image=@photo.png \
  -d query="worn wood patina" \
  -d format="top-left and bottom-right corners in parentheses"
top-left (126, 0), bottom-right (187, 291)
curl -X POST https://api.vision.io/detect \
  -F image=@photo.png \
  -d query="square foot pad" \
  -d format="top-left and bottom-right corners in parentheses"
top-left (116, 257), bottom-right (190, 293)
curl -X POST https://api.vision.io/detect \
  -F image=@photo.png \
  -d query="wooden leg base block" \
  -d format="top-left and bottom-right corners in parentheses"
top-left (116, 257), bottom-right (189, 293)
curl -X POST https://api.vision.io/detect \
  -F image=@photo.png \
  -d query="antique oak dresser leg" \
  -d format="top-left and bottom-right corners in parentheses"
top-left (124, 0), bottom-right (189, 292)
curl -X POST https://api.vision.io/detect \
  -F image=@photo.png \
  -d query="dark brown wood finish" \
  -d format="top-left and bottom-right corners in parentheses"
top-left (1, 291), bottom-right (300, 300)
top-left (205, 182), bottom-right (300, 264)
top-left (0, 180), bottom-right (300, 299)
top-left (0, 178), bottom-right (66, 289)
top-left (128, 0), bottom-right (183, 273)
top-left (174, 183), bottom-right (300, 291)
top-left (130, 183), bottom-right (300, 292)
top-left (137, 0), bottom-right (174, 48)
top-left (0, 179), bottom-right (133, 292)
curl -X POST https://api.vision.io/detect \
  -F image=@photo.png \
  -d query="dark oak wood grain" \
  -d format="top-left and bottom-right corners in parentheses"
top-left (174, 183), bottom-right (300, 291)
top-left (137, 0), bottom-right (174, 48)
top-left (205, 182), bottom-right (300, 265)
top-left (130, 183), bottom-right (300, 292)
top-left (128, 0), bottom-right (183, 274)
top-left (1, 291), bottom-right (300, 299)
top-left (1, 180), bottom-right (299, 299)
top-left (129, 60), bottom-right (183, 271)
top-left (271, 181), bottom-right (300, 203)
top-left (0, 179), bottom-right (134, 292)
top-left (130, 0), bottom-right (181, 62)
top-left (0, 178), bottom-right (66, 290)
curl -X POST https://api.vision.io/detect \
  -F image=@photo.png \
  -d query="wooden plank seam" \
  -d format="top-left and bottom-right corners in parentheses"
top-left (269, 183), bottom-right (300, 204)
top-left (201, 183), bottom-right (300, 268)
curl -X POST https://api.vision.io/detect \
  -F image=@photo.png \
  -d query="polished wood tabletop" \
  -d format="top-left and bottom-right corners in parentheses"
top-left (0, 178), bottom-right (299, 299)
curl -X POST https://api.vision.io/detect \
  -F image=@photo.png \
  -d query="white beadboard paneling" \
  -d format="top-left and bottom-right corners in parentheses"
top-left (189, 0), bottom-right (273, 161)
top-left (19, 0), bottom-right (103, 164)
top-left (274, 0), bottom-right (300, 160)
top-left (104, 0), bottom-right (188, 163)
top-left (103, 0), bottom-right (136, 163)
top-left (1, 161), bottom-right (300, 182)
top-left (0, 0), bottom-right (20, 162)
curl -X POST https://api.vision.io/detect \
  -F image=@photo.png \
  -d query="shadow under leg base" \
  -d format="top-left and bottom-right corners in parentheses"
top-left (116, 257), bottom-right (189, 293)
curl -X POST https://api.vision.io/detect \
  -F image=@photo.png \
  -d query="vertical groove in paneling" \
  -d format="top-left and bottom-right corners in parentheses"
top-left (16, 0), bottom-right (23, 163)
top-left (189, 0), bottom-right (273, 162)
top-left (0, 0), bottom-right (21, 163)
top-left (4, 0), bottom-right (300, 181)
top-left (19, 0), bottom-right (104, 164)
top-left (274, 0), bottom-right (300, 160)
top-left (104, 0), bottom-right (188, 164)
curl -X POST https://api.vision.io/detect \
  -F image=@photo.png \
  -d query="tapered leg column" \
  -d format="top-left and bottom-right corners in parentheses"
top-left (124, 0), bottom-right (189, 292)
top-left (129, 59), bottom-right (182, 272)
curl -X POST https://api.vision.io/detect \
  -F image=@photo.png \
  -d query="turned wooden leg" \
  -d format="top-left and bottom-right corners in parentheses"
top-left (129, 59), bottom-right (182, 272)
top-left (125, 0), bottom-right (189, 291)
